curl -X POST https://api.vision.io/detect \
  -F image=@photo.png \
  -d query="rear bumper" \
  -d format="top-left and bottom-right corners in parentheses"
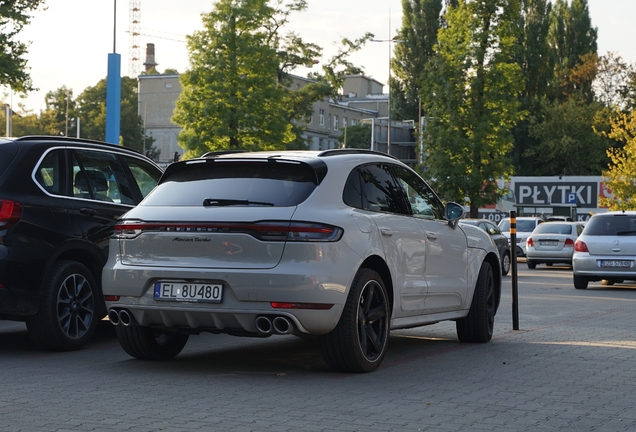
top-left (526, 248), bottom-right (573, 264)
top-left (573, 253), bottom-right (636, 280)
top-left (102, 244), bottom-right (360, 335)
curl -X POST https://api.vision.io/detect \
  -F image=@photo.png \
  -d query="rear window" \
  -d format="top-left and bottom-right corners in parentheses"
top-left (143, 160), bottom-right (319, 207)
top-left (584, 215), bottom-right (636, 236)
top-left (533, 223), bottom-right (572, 235)
top-left (516, 219), bottom-right (538, 232)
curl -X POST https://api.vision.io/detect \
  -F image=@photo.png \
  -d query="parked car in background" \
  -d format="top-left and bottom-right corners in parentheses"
top-left (572, 211), bottom-right (636, 289)
top-left (0, 136), bottom-right (162, 351)
top-left (103, 149), bottom-right (502, 373)
top-left (498, 216), bottom-right (545, 257)
top-left (460, 219), bottom-right (511, 275)
top-left (525, 221), bottom-right (586, 269)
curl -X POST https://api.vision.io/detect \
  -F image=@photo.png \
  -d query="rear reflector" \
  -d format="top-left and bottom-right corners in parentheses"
top-left (104, 295), bottom-right (121, 302)
top-left (0, 200), bottom-right (22, 229)
top-left (271, 302), bottom-right (334, 310)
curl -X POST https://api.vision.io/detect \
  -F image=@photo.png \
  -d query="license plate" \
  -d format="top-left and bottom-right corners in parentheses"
top-left (154, 282), bottom-right (223, 303)
top-left (599, 260), bottom-right (632, 268)
top-left (540, 240), bottom-right (558, 246)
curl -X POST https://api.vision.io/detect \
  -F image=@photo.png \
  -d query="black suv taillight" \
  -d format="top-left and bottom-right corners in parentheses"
top-left (0, 200), bottom-right (22, 229)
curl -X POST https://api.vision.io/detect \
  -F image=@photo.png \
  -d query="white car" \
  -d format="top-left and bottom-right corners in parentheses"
top-left (102, 150), bottom-right (502, 372)
top-left (499, 216), bottom-right (545, 257)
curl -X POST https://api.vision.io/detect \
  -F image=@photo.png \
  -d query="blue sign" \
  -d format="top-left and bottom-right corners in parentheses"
top-left (566, 193), bottom-right (577, 204)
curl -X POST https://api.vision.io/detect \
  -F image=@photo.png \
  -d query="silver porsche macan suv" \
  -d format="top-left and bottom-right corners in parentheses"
top-left (102, 150), bottom-right (502, 372)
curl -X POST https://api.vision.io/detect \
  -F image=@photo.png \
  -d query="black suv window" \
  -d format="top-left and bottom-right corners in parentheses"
top-left (34, 149), bottom-right (64, 195)
top-left (71, 149), bottom-right (135, 205)
top-left (143, 160), bottom-right (318, 207)
top-left (122, 155), bottom-right (162, 198)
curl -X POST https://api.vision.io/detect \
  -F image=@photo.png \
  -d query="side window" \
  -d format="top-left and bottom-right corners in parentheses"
top-left (484, 221), bottom-right (500, 235)
top-left (391, 165), bottom-right (444, 219)
top-left (122, 155), bottom-right (161, 198)
top-left (34, 149), bottom-right (64, 195)
top-left (343, 169), bottom-right (363, 209)
top-left (72, 149), bottom-right (135, 205)
top-left (576, 224), bottom-right (584, 236)
top-left (357, 164), bottom-right (406, 214)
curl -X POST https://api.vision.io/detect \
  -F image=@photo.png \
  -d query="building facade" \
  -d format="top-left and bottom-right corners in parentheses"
top-left (137, 73), bottom-right (417, 164)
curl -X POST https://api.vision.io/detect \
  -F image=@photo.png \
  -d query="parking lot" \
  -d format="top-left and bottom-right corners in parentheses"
top-left (1, 262), bottom-right (636, 431)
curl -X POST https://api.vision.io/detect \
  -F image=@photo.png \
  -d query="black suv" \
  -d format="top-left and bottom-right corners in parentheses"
top-left (0, 136), bottom-right (162, 350)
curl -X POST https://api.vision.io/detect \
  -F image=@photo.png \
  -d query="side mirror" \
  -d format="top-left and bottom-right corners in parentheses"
top-left (444, 202), bottom-right (465, 228)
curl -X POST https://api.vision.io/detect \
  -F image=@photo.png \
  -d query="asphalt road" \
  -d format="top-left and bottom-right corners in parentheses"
top-left (1, 262), bottom-right (635, 431)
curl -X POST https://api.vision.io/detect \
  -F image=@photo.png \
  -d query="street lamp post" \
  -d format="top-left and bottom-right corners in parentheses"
top-left (371, 35), bottom-right (404, 156)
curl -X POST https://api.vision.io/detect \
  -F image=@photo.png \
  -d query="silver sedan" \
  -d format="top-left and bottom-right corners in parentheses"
top-left (526, 221), bottom-right (586, 269)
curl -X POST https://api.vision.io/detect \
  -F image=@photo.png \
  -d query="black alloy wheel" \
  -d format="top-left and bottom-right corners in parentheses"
top-left (319, 268), bottom-right (390, 373)
top-left (26, 261), bottom-right (99, 351)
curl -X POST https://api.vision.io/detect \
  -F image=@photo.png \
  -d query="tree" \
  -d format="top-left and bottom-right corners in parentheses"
top-left (73, 77), bottom-right (154, 153)
top-left (593, 52), bottom-right (635, 110)
top-left (0, 0), bottom-right (45, 92)
top-left (549, 0), bottom-right (597, 101)
top-left (339, 123), bottom-right (371, 149)
top-left (173, 0), bottom-right (330, 158)
top-left (421, 0), bottom-right (524, 217)
top-left (305, 33), bottom-right (373, 102)
top-left (599, 111), bottom-right (636, 210)
top-left (511, 0), bottom-right (553, 175)
top-left (391, 0), bottom-right (443, 123)
top-left (528, 94), bottom-right (611, 176)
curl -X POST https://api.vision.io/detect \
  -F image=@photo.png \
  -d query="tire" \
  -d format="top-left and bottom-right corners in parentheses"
top-left (527, 260), bottom-right (537, 269)
top-left (501, 251), bottom-right (511, 276)
top-left (116, 325), bottom-right (189, 360)
top-left (26, 261), bottom-right (99, 351)
top-left (456, 261), bottom-right (495, 343)
top-left (319, 268), bottom-right (390, 373)
top-left (573, 275), bottom-right (588, 290)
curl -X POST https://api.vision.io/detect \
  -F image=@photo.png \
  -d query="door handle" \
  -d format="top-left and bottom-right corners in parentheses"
top-left (380, 228), bottom-right (393, 236)
top-left (426, 232), bottom-right (437, 240)
top-left (79, 208), bottom-right (98, 216)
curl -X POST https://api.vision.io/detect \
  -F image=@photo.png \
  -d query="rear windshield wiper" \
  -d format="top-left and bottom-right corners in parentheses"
top-left (203, 198), bottom-right (274, 207)
top-left (616, 230), bottom-right (636, 236)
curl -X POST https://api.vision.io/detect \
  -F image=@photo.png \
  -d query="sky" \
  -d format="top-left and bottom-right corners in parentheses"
top-left (8, 0), bottom-right (636, 113)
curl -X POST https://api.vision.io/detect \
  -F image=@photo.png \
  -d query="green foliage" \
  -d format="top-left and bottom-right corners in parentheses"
top-left (392, 0), bottom-right (443, 123)
top-left (340, 123), bottom-right (371, 149)
top-left (528, 94), bottom-right (611, 176)
top-left (0, 0), bottom-right (45, 92)
top-left (422, 0), bottom-right (524, 217)
top-left (71, 77), bottom-right (155, 153)
top-left (549, 0), bottom-right (597, 101)
top-left (599, 111), bottom-right (636, 210)
top-left (173, 0), bottom-right (328, 158)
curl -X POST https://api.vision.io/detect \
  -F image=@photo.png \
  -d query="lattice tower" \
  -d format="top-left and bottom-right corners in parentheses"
top-left (128, 0), bottom-right (141, 77)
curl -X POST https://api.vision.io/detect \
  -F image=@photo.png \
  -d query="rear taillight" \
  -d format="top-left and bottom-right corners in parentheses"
top-left (0, 200), bottom-right (22, 229)
top-left (114, 220), bottom-right (343, 242)
top-left (526, 237), bottom-right (534, 248)
top-left (574, 240), bottom-right (588, 252)
top-left (565, 238), bottom-right (574, 246)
